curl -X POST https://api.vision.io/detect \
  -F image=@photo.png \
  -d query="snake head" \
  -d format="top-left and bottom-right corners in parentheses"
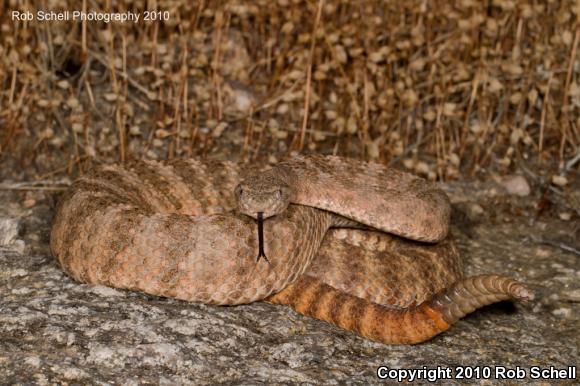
top-left (234, 173), bottom-right (293, 220)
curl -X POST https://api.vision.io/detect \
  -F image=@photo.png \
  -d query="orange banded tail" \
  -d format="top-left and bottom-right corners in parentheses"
top-left (267, 274), bottom-right (533, 344)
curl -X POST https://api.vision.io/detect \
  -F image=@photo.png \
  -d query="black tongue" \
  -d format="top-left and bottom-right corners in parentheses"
top-left (256, 212), bottom-right (269, 263)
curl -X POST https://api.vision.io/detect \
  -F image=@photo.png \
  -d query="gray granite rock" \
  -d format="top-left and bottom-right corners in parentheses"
top-left (0, 183), bottom-right (578, 385)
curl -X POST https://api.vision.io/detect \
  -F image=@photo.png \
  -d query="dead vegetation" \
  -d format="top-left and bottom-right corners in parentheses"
top-left (0, 0), bottom-right (579, 182)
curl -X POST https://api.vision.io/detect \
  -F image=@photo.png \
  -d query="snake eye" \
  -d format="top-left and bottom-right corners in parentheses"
top-left (235, 185), bottom-right (243, 197)
top-left (277, 188), bottom-right (283, 197)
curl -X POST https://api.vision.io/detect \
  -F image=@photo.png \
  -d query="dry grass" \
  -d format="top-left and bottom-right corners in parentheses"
top-left (0, 0), bottom-right (579, 181)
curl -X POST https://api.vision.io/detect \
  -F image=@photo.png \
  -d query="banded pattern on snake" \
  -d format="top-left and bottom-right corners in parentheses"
top-left (50, 155), bottom-right (532, 344)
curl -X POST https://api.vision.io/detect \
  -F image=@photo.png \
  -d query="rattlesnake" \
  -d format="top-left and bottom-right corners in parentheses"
top-left (50, 155), bottom-right (532, 344)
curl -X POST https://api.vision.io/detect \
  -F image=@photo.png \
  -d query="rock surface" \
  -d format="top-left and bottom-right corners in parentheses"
top-left (0, 181), bottom-right (578, 385)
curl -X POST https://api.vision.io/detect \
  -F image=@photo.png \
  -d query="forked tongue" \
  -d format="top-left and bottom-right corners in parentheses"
top-left (256, 212), bottom-right (269, 263)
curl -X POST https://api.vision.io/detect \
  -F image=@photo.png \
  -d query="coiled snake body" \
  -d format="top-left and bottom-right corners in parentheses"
top-left (50, 155), bottom-right (532, 344)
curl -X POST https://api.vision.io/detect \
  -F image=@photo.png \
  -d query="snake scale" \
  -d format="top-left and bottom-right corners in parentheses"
top-left (50, 155), bottom-right (532, 344)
